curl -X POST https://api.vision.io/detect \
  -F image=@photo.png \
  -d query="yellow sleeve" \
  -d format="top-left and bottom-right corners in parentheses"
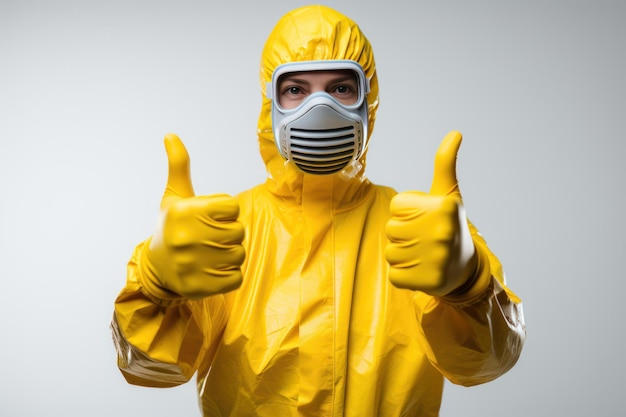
top-left (414, 221), bottom-right (526, 386)
top-left (111, 240), bottom-right (229, 387)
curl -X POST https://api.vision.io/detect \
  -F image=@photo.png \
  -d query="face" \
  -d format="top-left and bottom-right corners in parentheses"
top-left (277, 69), bottom-right (360, 109)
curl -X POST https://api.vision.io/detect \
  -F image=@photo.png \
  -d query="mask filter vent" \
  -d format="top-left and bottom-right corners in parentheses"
top-left (289, 126), bottom-right (357, 174)
top-left (280, 103), bottom-right (364, 175)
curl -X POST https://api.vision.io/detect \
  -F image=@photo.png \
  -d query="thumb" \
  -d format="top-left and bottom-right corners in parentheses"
top-left (161, 133), bottom-right (195, 209)
top-left (429, 130), bottom-right (462, 198)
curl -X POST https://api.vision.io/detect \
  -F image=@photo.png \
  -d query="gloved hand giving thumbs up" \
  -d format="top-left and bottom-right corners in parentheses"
top-left (385, 131), bottom-right (486, 298)
top-left (138, 133), bottom-right (245, 302)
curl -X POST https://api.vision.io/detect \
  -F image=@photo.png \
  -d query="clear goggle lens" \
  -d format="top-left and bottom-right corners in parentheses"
top-left (267, 60), bottom-right (369, 111)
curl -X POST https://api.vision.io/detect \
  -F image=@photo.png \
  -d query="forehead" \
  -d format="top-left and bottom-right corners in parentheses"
top-left (278, 69), bottom-right (358, 84)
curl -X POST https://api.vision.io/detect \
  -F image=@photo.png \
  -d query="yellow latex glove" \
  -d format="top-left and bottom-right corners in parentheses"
top-left (385, 131), bottom-right (480, 297)
top-left (139, 133), bottom-right (245, 301)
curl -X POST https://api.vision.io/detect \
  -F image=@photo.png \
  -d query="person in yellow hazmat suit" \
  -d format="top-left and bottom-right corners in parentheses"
top-left (111, 4), bottom-right (526, 417)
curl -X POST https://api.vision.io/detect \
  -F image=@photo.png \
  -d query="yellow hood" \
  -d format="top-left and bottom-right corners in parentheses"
top-left (257, 5), bottom-right (380, 200)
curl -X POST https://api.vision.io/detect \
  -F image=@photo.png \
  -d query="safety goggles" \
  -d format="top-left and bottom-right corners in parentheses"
top-left (267, 60), bottom-right (370, 111)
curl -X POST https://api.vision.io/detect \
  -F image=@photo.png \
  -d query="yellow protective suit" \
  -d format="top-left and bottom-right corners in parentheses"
top-left (112, 5), bottom-right (526, 417)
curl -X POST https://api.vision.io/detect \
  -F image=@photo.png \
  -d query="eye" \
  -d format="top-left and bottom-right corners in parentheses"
top-left (279, 84), bottom-right (305, 98)
top-left (330, 82), bottom-right (359, 105)
top-left (278, 83), bottom-right (308, 109)
top-left (287, 86), bottom-right (303, 95)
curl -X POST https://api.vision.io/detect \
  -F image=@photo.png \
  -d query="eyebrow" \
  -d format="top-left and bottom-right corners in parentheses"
top-left (328, 74), bottom-right (357, 83)
top-left (279, 76), bottom-right (310, 86)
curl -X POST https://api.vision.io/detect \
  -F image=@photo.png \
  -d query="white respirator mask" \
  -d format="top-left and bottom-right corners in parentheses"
top-left (267, 60), bottom-right (370, 178)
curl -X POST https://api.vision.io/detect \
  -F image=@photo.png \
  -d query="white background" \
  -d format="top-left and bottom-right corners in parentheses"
top-left (1, 0), bottom-right (624, 415)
